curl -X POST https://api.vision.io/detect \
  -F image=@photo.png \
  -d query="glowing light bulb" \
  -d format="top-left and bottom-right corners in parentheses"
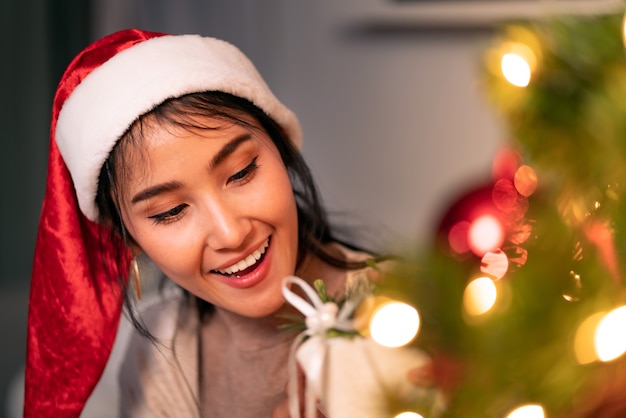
top-left (370, 302), bottom-right (420, 348)
top-left (501, 53), bottom-right (532, 87)
top-left (468, 215), bottom-right (504, 256)
top-left (574, 311), bottom-right (605, 364)
top-left (395, 413), bottom-right (424, 418)
top-left (595, 305), bottom-right (626, 362)
top-left (506, 404), bottom-right (545, 418)
top-left (463, 277), bottom-right (497, 316)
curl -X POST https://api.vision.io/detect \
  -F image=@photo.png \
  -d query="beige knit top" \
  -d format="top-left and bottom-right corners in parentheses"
top-left (118, 244), bottom-right (375, 417)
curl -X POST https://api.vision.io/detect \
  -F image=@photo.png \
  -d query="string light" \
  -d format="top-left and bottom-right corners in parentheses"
top-left (463, 276), bottom-right (498, 317)
top-left (500, 41), bottom-right (537, 87)
top-left (574, 311), bottom-right (605, 364)
top-left (370, 301), bottom-right (420, 348)
top-left (394, 413), bottom-right (424, 418)
top-left (468, 214), bottom-right (505, 256)
top-left (506, 404), bottom-right (545, 418)
top-left (501, 53), bottom-right (532, 87)
top-left (594, 305), bottom-right (626, 362)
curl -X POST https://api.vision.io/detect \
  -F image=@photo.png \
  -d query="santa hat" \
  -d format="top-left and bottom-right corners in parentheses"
top-left (25, 28), bottom-right (302, 417)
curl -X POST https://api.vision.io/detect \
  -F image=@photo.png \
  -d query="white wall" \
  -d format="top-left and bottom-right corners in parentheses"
top-left (92, 0), bottom-right (504, 251)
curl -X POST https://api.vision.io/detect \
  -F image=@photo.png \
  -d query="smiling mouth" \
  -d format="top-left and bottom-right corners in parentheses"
top-left (212, 237), bottom-right (269, 278)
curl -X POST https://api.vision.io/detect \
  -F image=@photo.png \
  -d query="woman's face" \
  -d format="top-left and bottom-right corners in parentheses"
top-left (119, 115), bottom-right (299, 318)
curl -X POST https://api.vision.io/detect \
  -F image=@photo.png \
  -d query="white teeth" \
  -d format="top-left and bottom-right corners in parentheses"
top-left (236, 259), bottom-right (248, 271)
top-left (216, 238), bottom-right (269, 275)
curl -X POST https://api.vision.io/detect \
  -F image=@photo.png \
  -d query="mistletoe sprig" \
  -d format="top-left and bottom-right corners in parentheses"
top-left (279, 272), bottom-right (376, 339)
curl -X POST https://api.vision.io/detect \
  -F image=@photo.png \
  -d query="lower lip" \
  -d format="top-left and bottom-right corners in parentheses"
top-left (215, 239), bottom-right (273, 289)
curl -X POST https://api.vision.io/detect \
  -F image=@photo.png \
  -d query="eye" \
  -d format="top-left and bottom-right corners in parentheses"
top-left (148, 204), bottom-right (188, 225)
top-left (227, 156), bottom-right (259, 185)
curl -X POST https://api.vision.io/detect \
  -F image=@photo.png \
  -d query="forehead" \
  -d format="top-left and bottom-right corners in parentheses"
top-left (110, 112), bottom-right (272, 185)
top-left (142, 107), bottom-right (265, 139)
top-left (119, 109), bottom-right (267, 155)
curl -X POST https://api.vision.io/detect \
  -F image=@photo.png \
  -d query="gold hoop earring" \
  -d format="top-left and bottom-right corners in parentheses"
top-left (129, 257), bottom-right (142, 300)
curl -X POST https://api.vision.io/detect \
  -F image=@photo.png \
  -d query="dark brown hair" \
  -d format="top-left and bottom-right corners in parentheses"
top-left (96, 91), bottom-right (371, 333)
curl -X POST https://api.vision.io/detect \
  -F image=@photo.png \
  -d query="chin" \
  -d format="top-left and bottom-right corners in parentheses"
top-left (244, 296), bottom-right (287, 319)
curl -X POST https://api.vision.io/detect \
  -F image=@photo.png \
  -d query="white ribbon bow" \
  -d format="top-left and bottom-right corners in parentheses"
top-left (281, 276), bottom-right (358, 418)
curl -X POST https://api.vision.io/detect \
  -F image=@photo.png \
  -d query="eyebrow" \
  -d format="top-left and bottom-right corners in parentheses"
top-left (130, 133), bottom-right (253, 205)
top-left (209, 133), bottom-right (252, 170)
top-left (131, 181), bottom-right (183, 204)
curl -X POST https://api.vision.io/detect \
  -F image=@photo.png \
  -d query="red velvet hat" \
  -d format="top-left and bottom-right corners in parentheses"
top-left (25, 28), bottom-right (302, 417)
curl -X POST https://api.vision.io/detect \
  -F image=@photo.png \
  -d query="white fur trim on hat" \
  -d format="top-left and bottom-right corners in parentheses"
top-left (56, 34), bottom-right (302, 222)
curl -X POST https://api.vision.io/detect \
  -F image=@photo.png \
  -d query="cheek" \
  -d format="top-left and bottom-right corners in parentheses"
top-left (266, 169), bottom-right (298, 227)
top-left (124, 221), bottom-right (204, 281)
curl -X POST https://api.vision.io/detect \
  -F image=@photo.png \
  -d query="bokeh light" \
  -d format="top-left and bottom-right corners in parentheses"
top-left (480, 249), bottom-right (509, 279)
top-left (463, 277), bottom-right (497, 317)
top-left (492, 179), bottom-right (519, 212)
top-left (468, 215), bottom-right (505, 256)
top-left (622, 12), bottom-right (626, 48)
top-left (506, 404), bottom-right (545, 418)
top-left (370, 302), bottom-right (420, 348)
top-left (499, 42), bottom-right (536, 87)
top-left (394, 413), bottom-right (423, 418)
top-left (501, 53), bottom-right (532, 87)
top-left (448, 221), bottom-right (470, 254)
top-left (573, 311), bottom-right (604, 364)
top-left (595, 305), bottom-right (626, 362)
top-left (514, 165), bottom-right (538, 197)
top-left (492, 148), bottom-right (522, 180)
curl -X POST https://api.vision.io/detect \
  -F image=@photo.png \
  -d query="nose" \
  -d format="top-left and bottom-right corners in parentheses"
top-left (203, 197), bottom-right (252, 250)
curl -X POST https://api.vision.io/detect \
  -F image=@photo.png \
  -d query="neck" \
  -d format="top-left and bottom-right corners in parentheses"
top-left (295, 243), bottom-right (350, 299)
top-left (210, 303), bottom-right (296, 351)
top-left (207, 243), bottom-right (352, 349)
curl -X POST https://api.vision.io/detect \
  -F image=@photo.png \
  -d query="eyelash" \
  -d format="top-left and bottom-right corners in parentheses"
top-left (148, 156), bottom-right (259, 225)
top-left (227, 156), bottom-right (259, 185)
top-left (148, 204), bottom-right (188, 225)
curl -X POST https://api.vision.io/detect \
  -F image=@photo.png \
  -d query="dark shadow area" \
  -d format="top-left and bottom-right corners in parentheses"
top-left (0, 0), bottom-right (91, 414)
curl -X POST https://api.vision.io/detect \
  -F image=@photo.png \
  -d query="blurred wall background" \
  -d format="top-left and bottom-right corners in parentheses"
top-left (1, 0), bottom-right (502, 415)
top-left (90, 0), bottom-right (502, 249)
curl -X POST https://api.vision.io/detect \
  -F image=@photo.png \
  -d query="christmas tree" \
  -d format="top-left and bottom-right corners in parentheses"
top-left (373, 10), bottom-right (626, 418)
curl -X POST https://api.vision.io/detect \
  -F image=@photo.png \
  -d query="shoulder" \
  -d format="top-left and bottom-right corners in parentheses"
top-left (317, 242), bottom-right (383, 297)
top-left (117, 290), bottom-right (201, 417)
top-left (327, 241), bottom-right (390, 277)
top-left (135, 289), bottom-right (191, 337)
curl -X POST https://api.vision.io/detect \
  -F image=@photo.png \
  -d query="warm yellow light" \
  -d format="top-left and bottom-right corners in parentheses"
top-left (501, 53), bottom-right (532, 87)
top-left (574, 311), bottom-right (605, 364)
top-left (622, 12), bottom-right (626, 47)
top-left (595, 305), bottom-right (626, 362)
top-left (468, 215), bottom-right (504, 256)
top-left (370, 302), bottom-right (420, 348)
top-left (463, 277), bottom-right (497, 317)
top-left (506, 404), bottom-right (545, 418)
top-left (394, 413), bottom-right (424, 418)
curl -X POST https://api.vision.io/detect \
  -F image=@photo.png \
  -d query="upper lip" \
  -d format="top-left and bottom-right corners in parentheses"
top-left (211, 236), bottom-right (270, 273)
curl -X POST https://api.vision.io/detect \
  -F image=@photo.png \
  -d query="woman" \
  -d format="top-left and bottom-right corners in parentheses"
top-left (25, 29), bottom-right (376, 417)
